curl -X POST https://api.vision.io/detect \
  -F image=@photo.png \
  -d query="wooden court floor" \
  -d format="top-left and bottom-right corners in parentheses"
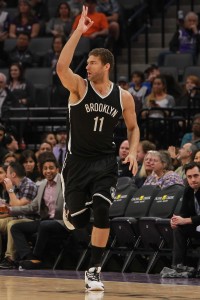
top-left (1, 270), bottom-right (200, 300)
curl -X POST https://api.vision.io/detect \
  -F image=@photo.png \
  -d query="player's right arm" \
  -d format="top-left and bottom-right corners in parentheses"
top-left (56, 6), bottom-right (94, 99)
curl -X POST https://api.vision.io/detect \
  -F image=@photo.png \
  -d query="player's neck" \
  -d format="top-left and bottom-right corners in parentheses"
top-left (91, 81), bottom-right (112, 96)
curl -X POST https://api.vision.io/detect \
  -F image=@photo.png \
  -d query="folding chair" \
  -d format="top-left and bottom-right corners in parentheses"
top-left (109, 176), bottom-right (138, 218)
top-left (159, 66), bottom-right (178, 81)
top-left (138, 184), bottom-right (185, 273)
top-left (29, 37), bottom-right (53, 63)
top-left (25, 68), bottom-right (53, 106)
top-left (3, 38), bottom-right (17, 52)
top-left (101, 185), bottom-right (161, 271)
top-left (163, 53), bottom-right (194, 81)
top-left (183, 66), bottom-right (200, 82)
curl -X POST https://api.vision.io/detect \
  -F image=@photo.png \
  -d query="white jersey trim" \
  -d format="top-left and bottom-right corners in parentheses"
top-left (118, 87), bottom-right (124, 111)
top-left (69, 79), bottom-right (88, 106)
top-left (90, 81), bottom-right (114, 99)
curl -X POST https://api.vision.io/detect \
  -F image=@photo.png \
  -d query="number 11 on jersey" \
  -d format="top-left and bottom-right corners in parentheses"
top-left (93, 116), bottom-right (104, 132)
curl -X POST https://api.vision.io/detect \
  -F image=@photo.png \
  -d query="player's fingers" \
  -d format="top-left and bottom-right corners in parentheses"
top-left (131, 163), bottom-right (138, 176)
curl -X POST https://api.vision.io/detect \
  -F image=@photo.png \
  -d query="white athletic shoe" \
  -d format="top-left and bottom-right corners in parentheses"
top-left (63, 209), bottom-right (75, 230)
top-left (85, 291), bottom-right (104, 300)
top-left (85, 267), bottom-right (104, 292)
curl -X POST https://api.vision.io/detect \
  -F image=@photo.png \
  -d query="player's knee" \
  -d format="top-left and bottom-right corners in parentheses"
top-left (93, 197), bottom-right (110, 228)
top-left (70, 209), bottom-right (90, 229)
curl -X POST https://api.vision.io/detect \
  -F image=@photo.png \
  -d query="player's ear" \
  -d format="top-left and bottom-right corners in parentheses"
top-left (105, 63), bottom-right (110, 71)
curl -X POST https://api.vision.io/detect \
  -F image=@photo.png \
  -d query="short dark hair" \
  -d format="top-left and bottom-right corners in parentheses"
top-left (17, 32), bottom-right (30, 40)
top-left (9, 161), bottom-right (26, 178)
top-left (89, 48), bottom-right (114, 71)
top-left (131, 71), bottom-right (145, 82)
top-left (140, 140), bottom-right (156, 154)
top-left (37, 152), bottom-right (58, 171)
top-left (19, 149), bottom-right (37, 167)
top-left (184, 161), bottom-right (200, 174)
top-left (0, 164), bottom-right (8, 172)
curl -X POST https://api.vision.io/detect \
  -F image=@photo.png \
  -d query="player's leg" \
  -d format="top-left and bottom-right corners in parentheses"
top-left (85, 196), bottom-right (110, 292)
top-left (85, 155), bottom-right (117, 292)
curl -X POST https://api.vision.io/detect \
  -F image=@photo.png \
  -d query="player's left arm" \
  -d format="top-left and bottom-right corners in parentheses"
top-left (121, 89), bottom-right (140, 175)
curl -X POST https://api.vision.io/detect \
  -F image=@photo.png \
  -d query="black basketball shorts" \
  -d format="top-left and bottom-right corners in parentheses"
top-left (61, 154), bottom-right (118, 217)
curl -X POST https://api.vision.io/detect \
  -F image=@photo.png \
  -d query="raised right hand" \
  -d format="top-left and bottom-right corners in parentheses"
top-left (76, 5), bottom-right (94, 34)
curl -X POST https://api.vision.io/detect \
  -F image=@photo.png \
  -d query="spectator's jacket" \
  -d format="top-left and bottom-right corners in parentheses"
top-left (180, 186), bottom-right (200, 225)
top-left (169, 28), bottom-right (200, 56)
top-left (10, 174), bottom-right (65, 226)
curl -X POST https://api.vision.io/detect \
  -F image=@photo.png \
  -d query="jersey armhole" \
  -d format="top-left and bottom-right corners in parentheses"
top-left (69, 79), bottom-right (88, 106)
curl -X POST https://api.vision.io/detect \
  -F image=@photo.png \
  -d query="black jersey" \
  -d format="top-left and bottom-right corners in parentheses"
top-left (68, 79), bottom-right (123, 158)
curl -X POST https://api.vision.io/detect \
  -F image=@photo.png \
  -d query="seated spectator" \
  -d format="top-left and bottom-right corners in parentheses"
top-left (128, 71), bottom-right (148, 116)
top-left (162, 73), bottom-right (183, 101)
top-left (180, 114), bottom-right (200, 148)
top-left (143, 150), bottom-right (184, 188)
top-left (2, 152), bottom-right (18, 166)
top-left (143, 75), bottom-right (175, 118)
top-left (141, 75), bottom-right (175, 147)
top-left (53, 127), bottom-right (67, 170)
top-left (30, 0), bottom-right (49, 36)
top-left (0, 124), bottom-right (7, 163)
top-left (174, 143), bottom-right (198, 180)
top-left (0, 164), bottom-right (9, 203)
top-left (69, 0), bottom-right (84, 17)
top-left (158, 11), bottom-right (200, 66)
top-left (71, 0), bottom-right (109, 49)
top-left (7, 155), bottom-right (68, 270)
top-left (35, 141), bottom-right (52, 160)
top-left (41, 132), bottom-right (57, 148)
top-left (46, 2), bottom-right (73, 39)
top-left (2, 134), bottom-right (19, 155)
top-left (117, 75), bottom-right (129, 90)
top-left (0, 161), bottom-right (37, 269)
top-left (96, 0), bottom-right (120, 51)
top-left (0, 123), bottom-right (5, 142)
top-left (43, 35), bottom-right (66, 68)
top-left (194, 150), bottom-right (200, 163)
top-left (19, 149), bottom-right (39, 182)
top-left (0, 0), bottom-right (10, 67)
top-left (143, 64), bottom-right (160, 95)
top-left (170, 162), bottom-right (200, 270)
top-left (176, 75), bottom-right (200, 107)
top-left (117, 139), bottom-right (132, 178)
top-left (134, 150), bottom-right (155, 188)
top-left (0, 72), bottom-right (17, 119)
top-left (7, 32), bottom-right (39, 68)
top-left (9, 0), bottom-right (40, 38)
top-left (36, 151), bottom-right (55, 183)
top-left (136, 139), bottom-right (156, 167)
top-left (43, 35), bottom-right (69, 107)
top-left (7, 63), bottom-right (36, 107)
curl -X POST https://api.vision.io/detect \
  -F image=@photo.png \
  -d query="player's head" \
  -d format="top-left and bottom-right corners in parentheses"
top-left (88, 48), bottom-right (114, 72)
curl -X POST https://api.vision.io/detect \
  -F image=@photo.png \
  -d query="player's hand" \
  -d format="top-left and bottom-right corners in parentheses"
top-left (123, 154), bottom-right (138, 176)
top-left (77, 6), bottom-right (94, 34)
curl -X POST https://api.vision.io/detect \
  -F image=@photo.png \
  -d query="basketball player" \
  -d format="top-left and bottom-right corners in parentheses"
top-left (56, 5), bottom-right (140, 292)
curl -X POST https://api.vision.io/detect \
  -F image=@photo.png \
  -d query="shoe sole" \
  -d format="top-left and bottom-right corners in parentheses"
top-left (85, 287), bottom-right (104, 292)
